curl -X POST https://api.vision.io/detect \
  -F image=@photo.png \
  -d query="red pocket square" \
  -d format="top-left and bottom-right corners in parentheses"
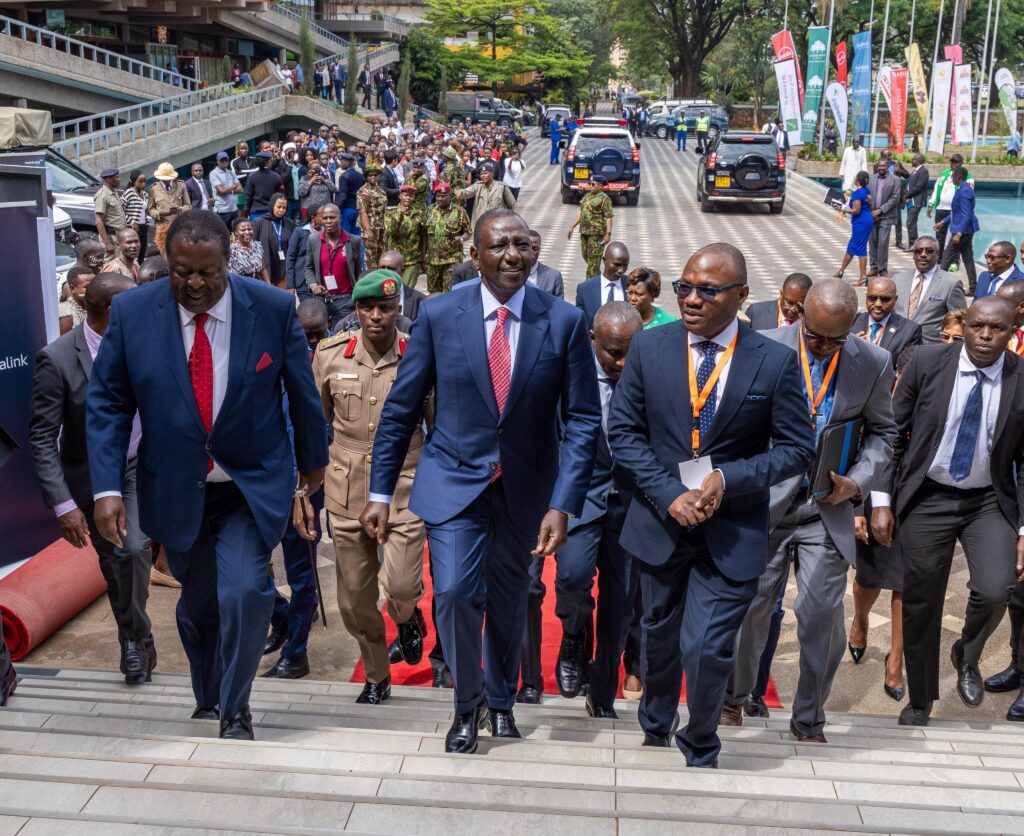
top-left (255, 352), bottom-right (274, 372)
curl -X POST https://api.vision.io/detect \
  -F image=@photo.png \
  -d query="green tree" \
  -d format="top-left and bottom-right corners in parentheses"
top-left (345, 36), bottom-right (359, 115)
top-left (298, 12), bottom-right (316, 95)
top-left (439, 62), bottom-right (450, 119)
top-left (221, 54), bottom-right (232, 84)
top-left (408, 26), bottom-right (447, 108)
top-left (398, 46), bottom-right (412, 120)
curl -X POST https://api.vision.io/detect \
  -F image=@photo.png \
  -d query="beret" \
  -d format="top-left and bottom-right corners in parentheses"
top-left (352, 269), bottom-right (403, 302)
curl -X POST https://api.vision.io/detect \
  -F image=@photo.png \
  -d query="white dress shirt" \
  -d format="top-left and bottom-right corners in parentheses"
top-left (596, 356), bottom-right (615, 438)
top-left (687, 317), bottom-right (738, 413)
top-left (990, 266), bottom-right (1017, 295)
top-left (192, 176), bottom-right (210, 205)
top-left (601, 277), bottom-right (626, 304)
top-left (910, 264), bottom-right (938, 303)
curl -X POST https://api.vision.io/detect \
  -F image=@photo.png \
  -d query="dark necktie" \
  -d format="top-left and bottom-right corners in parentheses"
top-left (696, 340), bottom-right (720, 437)
top-left (869, 321), bottom-right (882, 342)
top-left (949, 371), bottom-right (984, 482)
top-left (606, 282), bottom-right (615, 304)
top-left (188, 313), bottom-right (214, 473)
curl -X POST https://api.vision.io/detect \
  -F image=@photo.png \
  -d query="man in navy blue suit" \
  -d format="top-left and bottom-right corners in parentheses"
top-left (608, 243), bottom-right (815, 767)
top-left (936, 167), bottom-right (980, 295)
top-left (574, 242), bottom-right (630, 328)
top-left (361, 208), bottom-right (602, 754)
top-left (975, 241), bottom-right (1024, 299)
top-left (88, 211), bottom-right (329, 741)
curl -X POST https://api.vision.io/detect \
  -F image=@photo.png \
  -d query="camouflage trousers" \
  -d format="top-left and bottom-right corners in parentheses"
top-left (426, 262), bottom-right (457, 294)
top-left (400, 261), bottom-right (423, 289)
top-left (580, 234), bottom-right (605, 279)
top-left (363, 237), bottom-right (384, 271)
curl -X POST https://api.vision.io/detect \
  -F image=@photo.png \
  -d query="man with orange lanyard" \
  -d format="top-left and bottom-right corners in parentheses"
top-left (723, 279), bottom-right (896, 743)
top-left (996, 281), bottom-right (1024, 357)
top-left (302, 203), bottom-right (364, 332)
top-left (744, 273), bottom-right (812, 332)
top-left (851, 276), bottom-right (923, 370)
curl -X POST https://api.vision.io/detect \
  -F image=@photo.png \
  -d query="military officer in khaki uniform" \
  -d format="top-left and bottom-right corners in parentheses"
top-left (94, 167), bottom-right (128, 258)
top-left (566, 175), bottom-right (614, 279)
top-left (310, 269), bottom-right (428, 705)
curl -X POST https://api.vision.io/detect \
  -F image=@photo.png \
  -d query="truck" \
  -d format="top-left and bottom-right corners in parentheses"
top-left (444, 91), bottom-right (520, 126)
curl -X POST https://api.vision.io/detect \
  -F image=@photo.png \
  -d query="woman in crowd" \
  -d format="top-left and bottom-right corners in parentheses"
top-left (252, 194), bottom-right (295, 289)
top-left (502, 148), bottom-right (526, 201)
top-left (229, 218), bottom-right (270, 282)
top-left (298, 161), bottom-right (336, 220)
top-left (626, 267), bottom-right (677, 329)
top-left (939, 308), bottom-right (967, 344)
top-left (833, 170), bottom-right (873, 286)
top-left (120, 169), bottom-right (150, 258)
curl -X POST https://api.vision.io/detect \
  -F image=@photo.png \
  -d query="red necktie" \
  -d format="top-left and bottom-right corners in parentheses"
top-left (188, 312), bottom-right (214, 473)
top-left (488, 306), bottom-right (511, 481)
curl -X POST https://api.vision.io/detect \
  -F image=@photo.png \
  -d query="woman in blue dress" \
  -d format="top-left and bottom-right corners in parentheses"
top-left (833, 170), bottom-right (873, 285)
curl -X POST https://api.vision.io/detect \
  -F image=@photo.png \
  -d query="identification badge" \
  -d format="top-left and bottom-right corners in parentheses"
top-left (324, 273), bottom-right (338, 291)
top-left (679, 455), bottom-right (714, 490)
top-left (335, 373), bottom-right (358, 380)
top-left (277, 249), bottom-right (285, 261)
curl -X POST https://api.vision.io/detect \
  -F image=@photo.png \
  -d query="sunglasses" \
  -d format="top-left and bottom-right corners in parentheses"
top-left (939, 332), bottom-right (965, 343)
top-left (865, 295), bottom-right (894, 303)
top-left (912, 246), bottom-right (937, 254)
top-left (802, 325), bottom-right (849, 344)
top-left (672, 281), bottom-right (744, 301)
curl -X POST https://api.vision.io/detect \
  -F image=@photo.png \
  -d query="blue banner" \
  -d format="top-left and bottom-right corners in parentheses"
top-left (851, 30), bottom-right (872, 141)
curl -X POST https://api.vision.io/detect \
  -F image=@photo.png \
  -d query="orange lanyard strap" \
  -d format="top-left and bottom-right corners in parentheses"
top-left (799, 337), bottom-right (840, 418)
top-left (687, 332), bottom-right (738, 453)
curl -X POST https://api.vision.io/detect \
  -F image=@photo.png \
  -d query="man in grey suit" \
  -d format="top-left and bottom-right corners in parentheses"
top-left (893, 235), bottom-right (968, 343)
top-left (745, 273), bottom-right (812, 331)
top-left (722, 279), bottom-right (896, 742)
top-left (851, 276), bottom-right (923, 369)
top-left (867, 161), bottom-right (903, 277)
top-left (527, 230), bottom-right (565, 298)
top-left (28, 272), bottom-right (155, 685)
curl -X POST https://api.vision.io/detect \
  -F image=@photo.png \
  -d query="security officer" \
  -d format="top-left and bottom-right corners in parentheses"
top-left (94, 167), bottom-right (127, 258)
top-left (675, 112), bottom-right (688, 152)
top-left (383, 185), bottom-right (425, 288)
top-left (567, 175), bottom-right (614, 280)
top-left (438, 146), bottom-right (466, 192)
top-left (424, 182), bottom-right (471, 293)
top-left (310, 269), bottom-right (429, 704)
top-left (356, 163), bottom-right (388, 269)
top-left (408, 158), bottom-right (430, 214)
top-left (696, 110), bottom-right (710, 154)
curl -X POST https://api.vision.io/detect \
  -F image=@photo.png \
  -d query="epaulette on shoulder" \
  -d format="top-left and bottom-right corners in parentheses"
top-left (318, 331), bottom-right (356, 352)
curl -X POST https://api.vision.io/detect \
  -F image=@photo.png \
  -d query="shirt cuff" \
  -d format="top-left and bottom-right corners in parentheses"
top-left (1018, 526), bottom-right (1024, 538)
top-left (368, 493), bottom-right (392, 504)
top-left (93, 491), bottom-right (123, 501)
top-left (54, 500), bottom-right (78, 518)
top-left (870, 491), bottom-right (891, 508)
top-left (713, 467), bottom-right (726, 492)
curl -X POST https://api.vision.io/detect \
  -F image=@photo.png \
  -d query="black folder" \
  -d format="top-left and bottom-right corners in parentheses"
top-left (808, 418), bottom-right (865, 499)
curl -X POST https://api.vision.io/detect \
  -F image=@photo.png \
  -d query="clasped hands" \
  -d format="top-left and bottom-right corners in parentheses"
top-left (668, 470), bottom-right (724, 527)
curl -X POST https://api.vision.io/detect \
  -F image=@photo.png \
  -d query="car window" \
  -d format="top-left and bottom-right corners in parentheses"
top-left (47, 155), bottom-right (96, 191)
top-left (716, 139), bottom-right (776, 159)
top-left (573, 136), bottom-right (633, 157)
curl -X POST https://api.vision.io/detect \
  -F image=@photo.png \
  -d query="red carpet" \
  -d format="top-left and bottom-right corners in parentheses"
top-left (0, 539), bottom-right (108, 661)
top-left (350, 551), bottom-right (783, 707)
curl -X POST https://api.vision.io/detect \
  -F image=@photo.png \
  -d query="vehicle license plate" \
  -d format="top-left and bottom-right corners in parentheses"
top-left (574, 167), bottom-right (589, 180)
top-left (715, 176), bottom-right (731, 188)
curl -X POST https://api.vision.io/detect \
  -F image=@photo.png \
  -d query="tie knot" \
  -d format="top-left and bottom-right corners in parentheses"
top-left (699, 340), bottom-right (719, 358)
top-left (193, 312), bottom-right (209, 329)
top-left (495, 306), bottom-right (509, 326)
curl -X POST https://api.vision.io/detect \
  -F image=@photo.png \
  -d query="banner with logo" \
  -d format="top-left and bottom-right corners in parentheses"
top-left (905, 43), bottom-right (929, 125)
top-left (995, 67), bottom-right (1019, 140)
top-left (825, 81), bottom-right (849, 145)
top-left (943, 45), bottom-right (963, 65)
top-left (850, 30), bottom-right (872, 140)
top-left (951, 63), bottom-right (973, 144)
top-left (878, 66), bottom-right (893, 110)
top-left (772, 29), bottom-right (804, 108)
top-left (927, 59), bottom-right (954, 154)
top-left (836, 41), bottom-right (848, 85)
top-left (773, 58), bottom-right (804, 147)
top-left (889, 68), bottom-right (909, 150)
top-left (801, 26), bottom-right (830, 144)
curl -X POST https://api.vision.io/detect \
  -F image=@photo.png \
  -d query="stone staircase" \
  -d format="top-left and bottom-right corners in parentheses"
top-left (1, 666), bottom-right (1024, 834)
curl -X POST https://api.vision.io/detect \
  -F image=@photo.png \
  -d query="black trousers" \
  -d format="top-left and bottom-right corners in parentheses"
top-left (1005, 582), bottom-right (1024, 670)
top-left (934, 209), bottom-right (952, 259)
top-left (906, 203), bottom-right (922, 246)
top-left (900, 481), bottom-right (1017, 706)
top-left (360, 84), bottom-right (371, 109)
top-left (940, 232), bottom-right (977, 294)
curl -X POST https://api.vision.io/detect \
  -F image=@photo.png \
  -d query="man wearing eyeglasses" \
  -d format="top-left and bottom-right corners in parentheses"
top-left (851, 276), bottom-right (923, 370)
top-left (607, 243), bottom-right (816, 767)
top-left (722, 279), bottom-right (896, 743)
top-left (892, 235), bottom-right (967, 344)
top-left (975, 242), bottom-right (1024, 299)
top-left (744, 273), bottom-right (812, 331)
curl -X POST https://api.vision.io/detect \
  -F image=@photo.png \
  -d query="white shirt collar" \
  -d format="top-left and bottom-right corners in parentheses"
top-left (999, 266), bottom-right (1016, 281)
top-left (917, 264), bottom-right (938, 281)
top-left (603, 275), bottom-right (621, 287)
top-left (870, 312), bottom-right (892, 327)
top-left (480, 281), bottom-right (525, 322)
top-left (959, 346), bottom-right (1004, 381)
top-left (688, 317), bottom-right (739, 351)
top-left (178, 283), bottom-right (232, 328)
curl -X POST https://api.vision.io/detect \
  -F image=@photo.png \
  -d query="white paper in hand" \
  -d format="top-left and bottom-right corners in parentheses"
top-left (679, 456), bottom-right (714, 491)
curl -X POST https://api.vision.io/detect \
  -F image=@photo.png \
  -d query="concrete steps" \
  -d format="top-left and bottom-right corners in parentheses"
top-left (1, 667), bottom-right (1023, 834)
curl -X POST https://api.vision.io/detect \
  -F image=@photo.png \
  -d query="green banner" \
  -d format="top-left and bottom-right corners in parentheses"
top-left (802, 26), bottom-right (831, 144)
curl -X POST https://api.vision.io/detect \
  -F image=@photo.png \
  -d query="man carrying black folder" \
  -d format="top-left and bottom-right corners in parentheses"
top-left (724, 279), bottom-right (896, 742)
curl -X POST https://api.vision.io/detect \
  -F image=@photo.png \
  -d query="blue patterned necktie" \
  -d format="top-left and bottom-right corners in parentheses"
top-left (869, 321), bottom-right (882, 342)
top-left (696, 340), bottom-right (720, 438)
top-left (949, 371), bottom-right (984, 482)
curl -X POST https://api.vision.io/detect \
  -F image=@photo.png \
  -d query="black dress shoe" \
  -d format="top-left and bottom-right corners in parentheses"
top-left (847, 643), bottom-right (866, 664)
top-left (487, 708), bottom-right (522, 738)
top-left (898, 702), bottom-right (933, 726)
top-left (396, 612), bottom-right (425, 665)
top-left (555, 630), bottom-right (587, 699)
top-left (144, 634), bottom-right (157, 674)
top-left (191, 705), bottom-right (220, 720)
top-left (431, 665), bottom-right (453, 689)
top-left (642, 713), bottom-right (679, 746)
top-left (219, 705), bottom-right (254, 740)
top-left (355, 676), bottom-right (391, 704)
top-left (445, 703), bottom-right (487, 753)
top-left (516, 684), bottom-right (541, 704)
top-left (984, 665), bottom-right (1021, 694)
top-left (1007, 688), bottom-right (1024, 721)
top-left (585, 692), bottom-right (618, 719)
top-left (0, 663), bottom-right (16, 706)
top-left (260, 653), bottom-right (310, 679)
top-left (744, 694), bottom-right (770, 718)
top-left (883, 653), bottom-right (905, 702)
top-left (121, 639), bottom-right (151, 685)
top-left (951, 640), bottom-right (984, 706)
top-left (388, 637), bottom-right (403, 664)
top-left (262, 620), bottom-right (287, 656)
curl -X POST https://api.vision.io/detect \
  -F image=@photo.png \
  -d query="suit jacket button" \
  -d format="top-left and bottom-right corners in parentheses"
top-left (205, 442), bottom-right (212, 451)
top-left (369, 396), bottom-right (378, 405)
top-left (498, 428), bottom-right (504, 436)
top-left (372, 369), bottom-right (381, 377)
top-left (368, 423), bottom-right (376, 431)
top-left (197, 481), bottom-right (205, 488)
top-left (490, 462), bottom-right (498, 470)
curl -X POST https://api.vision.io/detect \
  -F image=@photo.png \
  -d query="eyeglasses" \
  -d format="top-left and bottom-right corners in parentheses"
top-left (939, 331), bottom-right (965, 343)
top-left (912, 246), bottom-right (937, 254)
top-left (672, 281), bottom-right (744, 301)
top-left (865, 295), bottom-right (894, 303)
top-left (802, 325), bottom-right (849, 344)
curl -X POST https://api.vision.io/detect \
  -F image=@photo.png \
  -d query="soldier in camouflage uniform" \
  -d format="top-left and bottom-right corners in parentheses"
top-left (423, 182), bottom-right (471, 293)
top-left (356, 163), bottom-right (388, 269)
top-left (566, 175), bottom-right (614, 279)
top-left (438, 146), bottom-right (466, 192)
top-left (408, 158), bottom-right (430, 215)
top-left (383, 184), bottom-right (424, 288)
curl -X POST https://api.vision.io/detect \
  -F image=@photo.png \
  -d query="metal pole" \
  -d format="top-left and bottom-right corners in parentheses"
top-left (870, 0), bottom-right (891, 152)
top-left (818, 0), bottom-right (837, 153)
top-left (908, 0), bottom-right (917, 47)
top-left (971, 0), bottom-right (994, 162)
top-left (923, 0), bottom-right (945, 154)
top-left (784, 0), bottom-right (789, 30)
top-left (981, 0), bottom-right (1001, 150)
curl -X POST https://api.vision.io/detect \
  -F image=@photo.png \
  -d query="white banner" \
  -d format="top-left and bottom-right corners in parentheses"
top-left (928, 60), bottom-right (954, 155)
top-left (995, 67), bottom-right (1019, 141)
top-left (774, 58), bottom-right (804, 148)
top-left (825, 81), bottom-right (849, 145)
top-left (878, 66), bottom-right (893, 110)
top-left (951, 63), bottom-right (973, 144)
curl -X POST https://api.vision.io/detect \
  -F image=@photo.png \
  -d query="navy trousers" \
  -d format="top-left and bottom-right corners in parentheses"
top-left (519, 554), bottom-right (546, 690)
top-left (271, 487), bottom-right (324, 659)
top-left (341, 207), bottom-right (360, 237)
top-left (426, 480), bottom-right (533, 714)
top-left (554, 495), bottom-right (637, 707)
top-left (165, 481), bottom-right (275, 720)
top-left (638, 533), bottom-right (758, 767)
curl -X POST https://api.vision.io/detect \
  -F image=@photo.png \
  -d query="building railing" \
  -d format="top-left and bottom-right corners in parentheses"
top-left (263, 2), bottom-right (348, 47)
top-left (318, 42), bottom-right (400, 69)
top-left (52, 84), bottom-right (236, 144)
top-left (0, 13), bottom-right (199, 90)
top-left (53, 85), bottom-right (284, 162)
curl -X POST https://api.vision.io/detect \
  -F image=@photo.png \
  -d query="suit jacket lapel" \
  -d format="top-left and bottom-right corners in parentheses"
top-left (505, 289), bottom-right (549, 420)
top-left (701, 326), bottom-right (765, 450)
top-left (930, 346), bottom-right (960, 441)
top-left (829, 337), bottom-right (859, 423)
top-left (217, 276), bottom-right (255, 429)
top-left (74, 326), bottom-right (93, 380)
top-left (158, 285), bottom-right (206, 433)
top-left (456, 285), bottom-right (499, 421)
top-left (995, 355), bottom-right (1019, 439)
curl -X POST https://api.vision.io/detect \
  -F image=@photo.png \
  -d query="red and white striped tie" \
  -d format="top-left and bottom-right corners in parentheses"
top-left (488, 306), bottom-right (511, 481)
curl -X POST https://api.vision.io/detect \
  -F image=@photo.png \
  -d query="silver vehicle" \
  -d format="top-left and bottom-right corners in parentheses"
top-left (46, 148), bottom-right (102, 231)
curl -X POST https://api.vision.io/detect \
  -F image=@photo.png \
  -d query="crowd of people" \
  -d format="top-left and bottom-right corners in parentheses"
top-left (10, 115), bottom-right (1024, 779)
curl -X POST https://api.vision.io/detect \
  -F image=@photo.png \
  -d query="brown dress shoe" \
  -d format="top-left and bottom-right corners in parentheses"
top-left (790, 718), bottom-right (827, 743)
top-left (718, 702), bottom-right (743, 727)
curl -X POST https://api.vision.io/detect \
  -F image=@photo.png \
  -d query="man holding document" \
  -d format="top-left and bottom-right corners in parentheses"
top-left (724, 279), bottom-right (896, 742)
top-left (607, 243), bottom-right (815, 768)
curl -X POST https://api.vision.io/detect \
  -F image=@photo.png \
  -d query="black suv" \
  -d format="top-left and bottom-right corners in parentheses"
top-left (696, 132), bottom-right (786, 214)
top-left (561, 126), bottom-right (641, 205)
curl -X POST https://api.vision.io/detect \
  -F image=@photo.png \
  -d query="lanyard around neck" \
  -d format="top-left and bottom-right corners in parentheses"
top-left (686, 333), bottom-right (737, 453)
top-left (798, 337), bottom-right (840, 418)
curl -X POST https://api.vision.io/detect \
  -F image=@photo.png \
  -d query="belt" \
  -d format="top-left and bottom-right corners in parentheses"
top-left (922, 478), bottom-right (992, 496)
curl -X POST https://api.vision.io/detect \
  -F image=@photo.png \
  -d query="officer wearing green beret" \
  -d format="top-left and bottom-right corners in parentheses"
top-left (312, 269), bottom-right (430, 705)
top-left (357, 164), bottom-right (388, 269)
top-left (567, 175), bottom-right (614, 279)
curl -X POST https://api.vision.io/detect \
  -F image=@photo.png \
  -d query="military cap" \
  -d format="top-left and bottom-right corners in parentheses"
top-left (399, 184), bottom-right (417, 193)
top-left (433, 181), bottom-right (452, 193)
top-left (590, 174), bottom-right (607, 183)
top-left (412, 157), bottom-right (425, 166)
top-left (363, 163), bottom-right (382, 174)
top-left (352, 269), bottom-right (402, 302)
top-left (442, 146), bottom-right (458, 160)
top-left (339, 152), bottom-right (355, 162)
top-left (100, 167), bottom-right (120, 178)
top-left (254, 150), bottom-right (273, 159)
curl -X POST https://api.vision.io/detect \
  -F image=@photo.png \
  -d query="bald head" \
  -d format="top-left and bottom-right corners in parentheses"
top-left (601, 242), bottom-right (630, 282)
top-left (687, 243), bottom-right (747, 285)
top-left (378, 249), bottom-right (405, 273)
top-left (996, 280), bottom-right (1024, 327)
top-left (84, 272), bottom-right (135, 330)
top-left (803, 279), bottom-right (857, 358)
top-left (806, 278), bottom-right (858, 318)
top-left (591, 301), bottom-right (642, 381)
top-left (593, 300), bottom-right (643, 334)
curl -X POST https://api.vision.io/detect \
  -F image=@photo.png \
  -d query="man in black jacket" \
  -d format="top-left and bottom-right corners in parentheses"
top-left (379, 151), bottom-right (403, 206)
top-left (185, 162), bottom-right (214, 210)
top-left (903, 154), bottom-right (929, 252)
top-left (245, 151), bottom-right (285, 221)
